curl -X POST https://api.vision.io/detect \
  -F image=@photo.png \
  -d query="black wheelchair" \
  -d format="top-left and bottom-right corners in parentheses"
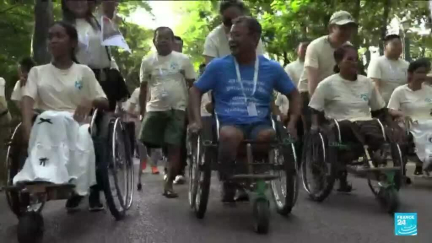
top-left (3, 109), bottom-right (134, 243)
top-left (301, 118), bottom-right (404, 214)
top-left (187, 115), bottom-right (299, 234)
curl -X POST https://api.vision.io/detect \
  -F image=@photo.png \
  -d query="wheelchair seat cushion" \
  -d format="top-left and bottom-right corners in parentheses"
top-left (12, 111), bottom-right (96, 196)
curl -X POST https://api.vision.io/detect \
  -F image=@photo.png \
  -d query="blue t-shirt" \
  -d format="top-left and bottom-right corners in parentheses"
top-left (194, 55), bottom-right (295, 125)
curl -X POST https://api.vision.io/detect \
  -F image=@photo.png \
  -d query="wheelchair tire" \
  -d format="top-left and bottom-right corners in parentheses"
top-left (101, 118), bottom-right (134, 220)
top-left (190, 135), bottom-right (211, 219)
top-left (17, 211), bottom-right (44, 243)
top-left (253, 199), bottom-right (270, 234)
top-left (301, 132), bottom-right (336, 202)
top-left (378, 187), bottom-right (399, 214)
top-left (5, 123), bottom-right (44, 217)
top-left (270, 144), bottom-right (298, 216)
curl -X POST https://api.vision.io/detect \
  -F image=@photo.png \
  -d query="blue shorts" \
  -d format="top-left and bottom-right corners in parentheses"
top-left (221, 120), bottom-right (273, 140)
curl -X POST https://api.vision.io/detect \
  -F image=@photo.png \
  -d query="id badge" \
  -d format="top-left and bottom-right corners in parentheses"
top-left (247, 102), bottom-right (258, 116)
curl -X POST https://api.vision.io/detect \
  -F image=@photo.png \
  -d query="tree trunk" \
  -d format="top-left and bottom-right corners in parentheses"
top-left (32, 0), bottom-right (53, 64)
top-left (352, 0), bottom-right (361, 48)
top-left (379, 0), bottom-right (391, 55)
top-left (283, 51), bottom-right (289, 67)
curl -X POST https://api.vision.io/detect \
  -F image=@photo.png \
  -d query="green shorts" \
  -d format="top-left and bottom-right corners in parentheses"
top-left (139, 110), bottom-right (186, 147)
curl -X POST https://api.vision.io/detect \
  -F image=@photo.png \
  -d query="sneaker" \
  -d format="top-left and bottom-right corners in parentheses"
top-left (234, 188), bottom-right (249, 202)
top-left (152, 166), bottom-right (160, 175)
top-left (162, 179), bottom-right (178, 198)
top-left (414, 165), bottom-right (423, 176)
top-left (88, 190), bottom-right (104, 212)
top-left (66, 194), bottom-right (83, 212)
top-left (221, 182), bottom-right (236, 203)
top-left (174, 175), bottom-right (185, 185)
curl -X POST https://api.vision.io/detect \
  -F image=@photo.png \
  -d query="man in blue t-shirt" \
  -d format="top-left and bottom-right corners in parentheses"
top-left (189, 16), bottom-right (301, 202)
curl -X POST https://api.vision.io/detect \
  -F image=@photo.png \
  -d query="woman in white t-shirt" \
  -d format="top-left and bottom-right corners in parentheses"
top-left (18, 21), bottom-right (109, 211)
top-left (309, 45), bottom-right (391, 192)
top-left (388, 58), bottom-right (432, 175)
top-left (61, 0), bottom-right (129, 111)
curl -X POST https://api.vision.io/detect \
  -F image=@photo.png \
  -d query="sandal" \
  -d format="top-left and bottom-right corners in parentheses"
top-left (162, 189), bottom-right (178, 198)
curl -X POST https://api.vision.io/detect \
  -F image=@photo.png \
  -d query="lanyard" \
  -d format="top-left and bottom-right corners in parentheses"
top-left (234, 57), bottom-right (259, 101)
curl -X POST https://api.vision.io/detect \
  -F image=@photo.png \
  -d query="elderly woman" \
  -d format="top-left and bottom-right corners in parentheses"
top-left (388, 58), bottom-right (432, 175)
top-left (308, 44), bottom-right (392, 192)
top-left (14, 22), bottom-right (109, 211)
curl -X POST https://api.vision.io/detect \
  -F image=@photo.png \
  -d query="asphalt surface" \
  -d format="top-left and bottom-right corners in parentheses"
top-left (0, 162), bottom-right (431, 243)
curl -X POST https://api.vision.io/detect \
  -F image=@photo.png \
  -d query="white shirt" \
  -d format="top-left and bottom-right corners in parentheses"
top-left (23, 63), bottom-right (107, 113)
top-left (75, 18), bottom-right (112, 69)
top-left (203, 24), bottom-right (265, 58)
top-left (298, 36), bottom-right (350, 92)
top-left (284, 59), bottom-right (304, 86)
top-left (367, 55), bottom-right (409, 103)
top-left (309, 74), bottom-right (385, 121)
top-left (0, 77), bottom-right (7, 111)
top-left (388, 83), bottom-right (432, 121)
top-left (11, 80), bottom-right (22, 101)
top-left (140, 51), bottom-right (196, 112)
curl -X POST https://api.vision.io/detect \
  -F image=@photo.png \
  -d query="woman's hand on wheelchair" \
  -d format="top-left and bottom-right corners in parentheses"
top-left (74, 98), bottom-right (93, 123)
top-left (286, 121), bottom-right (298, 140)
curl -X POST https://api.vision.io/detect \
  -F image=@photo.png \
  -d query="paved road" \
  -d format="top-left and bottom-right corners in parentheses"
top-left (1, 163), bottom-right (431, 243)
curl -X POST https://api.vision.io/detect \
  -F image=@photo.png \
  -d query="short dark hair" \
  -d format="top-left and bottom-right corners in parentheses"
top-left (19, 57), bottom-right (36, 72)
top-left (408, 58), bottom-right (431, 73)
top-left (232, 16), bottom-right (262, 38)
top-left (154, 27), bottom-right (174, 41)
top-left (52, 21), bottom-right (79, 63)
top-left (174, 36), bottom-right (183, 44)
top-left (333, 44), bottom-right (357, 73)
top-left (199, 63), bottom-right (206, 69)
top-left (384, 34), bottom-right (401, 45)
top-left (219, 0), bottom-right (246, 14)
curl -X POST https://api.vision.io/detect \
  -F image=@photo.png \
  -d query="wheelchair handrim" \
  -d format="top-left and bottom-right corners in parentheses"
top-left (301, 133), bottom-right (330, 195)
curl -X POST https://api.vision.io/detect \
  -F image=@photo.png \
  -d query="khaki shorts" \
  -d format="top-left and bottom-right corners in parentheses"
top-left (139, 110), bottom-right (186, 147)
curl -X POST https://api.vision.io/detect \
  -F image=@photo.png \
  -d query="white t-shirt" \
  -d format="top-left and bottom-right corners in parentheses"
top-left (298, 35), bottom-right (349, 92)
top-left (201, 92), bottom-right (212, 117)
top-left (387, 83), bottom-right (432, 121)
top-left (140, 51), bottom-right (196, 112)
top-left (284, 59), bottom-right (304, 87)
top-left (367, 55), bottom-right (409, 103)
top-left (11, 80), bottom-right (22, 101)
top-left (23, 63), bottom-right (107, 113)
top-left (203, 24), bottom-right (265, 58)
top-left (75, 18), bottom-right (113, 69)
top-left (0, 77), bottom-right (6, 111)
top-left (309, 74), bottom-right (386, 121)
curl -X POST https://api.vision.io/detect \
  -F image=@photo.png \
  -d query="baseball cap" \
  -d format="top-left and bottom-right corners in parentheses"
top-left (329, 11), bottom-right (357, 26)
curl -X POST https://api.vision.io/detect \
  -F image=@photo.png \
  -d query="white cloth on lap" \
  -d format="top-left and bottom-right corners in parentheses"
top-left (13, 111), bottom-right (96, 196)
top-left (410, 120), bottom-right (432, 171)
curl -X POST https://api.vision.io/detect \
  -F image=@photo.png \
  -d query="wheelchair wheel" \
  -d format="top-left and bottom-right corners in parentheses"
top-left (5, 123), bottom-right (44, 217)
top-left (17, 211), bottom-right (44, 243)
top-left (253, 199), bottom-right (270, 234)
top-left (102, 118), bottom-right (134, 220)
top-left (188, 134), bottom-right (211, 219)
top-left (270, 144), bottom-right (298, 216)
top-left (378, 187), bottom-right (399, 214)
top-left (301, 132), bottom-right (336, 202)
top-left (368, 143), bottom-right (404, 196)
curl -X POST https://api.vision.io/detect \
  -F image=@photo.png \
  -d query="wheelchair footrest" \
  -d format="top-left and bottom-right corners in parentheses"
top-left (346, 165), bottom-right (401, 174)
top-left (230, 174), bottom-right (279, 181)
top-left (4, 183), bottom-right (75, 200)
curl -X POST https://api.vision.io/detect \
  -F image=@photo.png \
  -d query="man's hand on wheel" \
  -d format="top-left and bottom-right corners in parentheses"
top-left (188, 121), bottom-right (202, 134)
top-left (74, 98), bottom-right (92, 123)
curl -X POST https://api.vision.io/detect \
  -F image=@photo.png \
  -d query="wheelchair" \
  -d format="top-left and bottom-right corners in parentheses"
top-left (187, 115), bottom-right (299, 234)
top-left (301, 118), bottom-right (404, 214)
top-left (3, 109), bottom-right (134, 243)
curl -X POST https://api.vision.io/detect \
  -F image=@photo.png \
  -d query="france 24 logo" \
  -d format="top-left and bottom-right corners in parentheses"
top-left (395, 213), bottom-right (417, 236)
